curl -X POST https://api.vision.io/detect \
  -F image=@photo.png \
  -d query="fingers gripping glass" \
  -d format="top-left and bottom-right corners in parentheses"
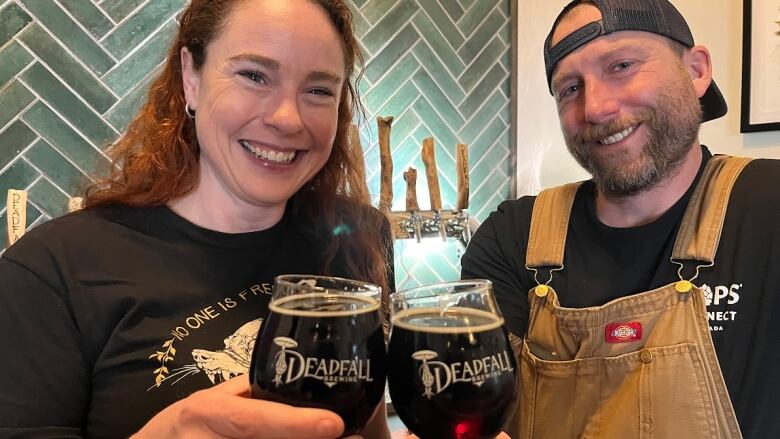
top-left (250, 275), bottom-right (387, 435)
top-left (387, 280), bottom-right (518, 439)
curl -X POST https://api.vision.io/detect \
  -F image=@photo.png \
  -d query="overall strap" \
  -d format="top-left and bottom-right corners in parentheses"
top-left (526, 182), bottom-right (581, 274)
top-left (672, 156), bottom-right (752, 270)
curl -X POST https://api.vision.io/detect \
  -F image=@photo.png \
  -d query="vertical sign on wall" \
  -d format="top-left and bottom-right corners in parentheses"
top-left (6, 190), bottom-right (27, 247)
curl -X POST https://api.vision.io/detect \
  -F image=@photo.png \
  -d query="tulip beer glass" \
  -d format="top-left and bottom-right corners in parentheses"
top-left (250, 275), bottom-right (386, 435)
top-left (387, 280), bottom-right (517, 439)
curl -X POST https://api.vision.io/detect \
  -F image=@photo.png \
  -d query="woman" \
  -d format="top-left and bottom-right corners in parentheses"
top-left (0, 1), bottom-right (391, 437)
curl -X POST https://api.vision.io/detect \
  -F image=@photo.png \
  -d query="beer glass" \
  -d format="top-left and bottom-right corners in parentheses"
top-left (387, 280), bottom-right (517, 439)
top-left (250, 275), bottom-right (386, 435)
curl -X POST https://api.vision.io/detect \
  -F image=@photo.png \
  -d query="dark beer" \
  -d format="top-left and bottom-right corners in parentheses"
top-left (251, 292), bottom-right (386, 435)
top-left (388, 307), bottom-right (518, 439)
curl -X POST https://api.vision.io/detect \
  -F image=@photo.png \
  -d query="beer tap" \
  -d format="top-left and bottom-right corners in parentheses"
top-left (421, 137), bottom-right (446, 242)
top-left (403, 167), bottom-right (423, 242)
top-left (373, 116), bottom-right (474, 246)
top-left (377, 116), bottom-right (394, 213)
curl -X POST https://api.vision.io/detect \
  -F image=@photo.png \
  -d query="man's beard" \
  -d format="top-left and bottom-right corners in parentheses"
top-left (562, 71), bottom-right (703, 196)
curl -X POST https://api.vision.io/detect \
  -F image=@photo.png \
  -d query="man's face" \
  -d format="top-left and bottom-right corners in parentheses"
top-left (549, 5), bottom-right (703, 196)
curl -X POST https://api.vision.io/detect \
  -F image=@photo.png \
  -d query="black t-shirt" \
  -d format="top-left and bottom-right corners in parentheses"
top-left (461, 147), bottom-right (780, 438)
top-left (0, 204), bottom-right (386, 438)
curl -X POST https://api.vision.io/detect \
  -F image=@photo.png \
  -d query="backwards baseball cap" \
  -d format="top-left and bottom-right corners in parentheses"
top-left (543, 0), bottom-right (727, 122)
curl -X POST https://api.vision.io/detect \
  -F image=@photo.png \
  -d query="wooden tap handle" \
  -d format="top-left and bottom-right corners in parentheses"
top-left (403, 167), bottom-right (420, 211)
top-left (377, 116), bottom-right (394, 211)
top-left (456, 143), bottom-right (469, 210)
top-left (421, 137), bottom-right (442, 211)
top-left (6, 189), bottom-right (27, 248)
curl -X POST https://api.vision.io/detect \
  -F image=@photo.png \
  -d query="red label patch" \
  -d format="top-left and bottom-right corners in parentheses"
top-left (605, 322), bottom-right (642, 343)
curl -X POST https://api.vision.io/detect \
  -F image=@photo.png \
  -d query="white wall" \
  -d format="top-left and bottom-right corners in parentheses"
top-left (516, 0), bottom-right (780, 196)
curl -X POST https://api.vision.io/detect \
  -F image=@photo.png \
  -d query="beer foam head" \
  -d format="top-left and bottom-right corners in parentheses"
top-left (271, 293), bottom-right (380, 317)
top-left (392, 307), bottom-right (504, 334)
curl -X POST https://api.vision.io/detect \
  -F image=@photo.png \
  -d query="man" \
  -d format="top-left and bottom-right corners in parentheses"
top-left (462, 0), bottom-right (780, 437)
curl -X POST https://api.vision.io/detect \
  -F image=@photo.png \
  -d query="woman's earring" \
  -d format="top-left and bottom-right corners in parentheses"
top-left (185, 103), bottom-right (196, 119)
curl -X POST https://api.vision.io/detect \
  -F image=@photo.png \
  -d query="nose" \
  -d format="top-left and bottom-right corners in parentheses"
top-left (263, 91), bottom-right (304, 135)
top-left (582, 79), bottom-right (620, 125)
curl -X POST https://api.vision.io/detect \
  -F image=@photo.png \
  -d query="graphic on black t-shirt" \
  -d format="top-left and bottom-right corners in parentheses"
top-left (148, 318), bottom-right (262, 390)
top-left (700, 282), bottom-right (742, 332)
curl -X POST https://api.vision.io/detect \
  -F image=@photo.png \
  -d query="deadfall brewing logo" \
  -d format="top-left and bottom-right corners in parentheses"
top-left (272, 337), bottom-right (373, 388)
top-left (413, 349), bottom-right (514, 399)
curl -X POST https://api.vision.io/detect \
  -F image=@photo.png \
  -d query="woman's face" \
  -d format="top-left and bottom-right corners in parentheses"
top-left (181, 0), bottom-right (345, 214)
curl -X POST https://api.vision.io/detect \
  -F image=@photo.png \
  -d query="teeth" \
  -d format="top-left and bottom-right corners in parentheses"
top-left (599, 126), bottom-right (635, 145)
top-left (240, 140), bottom-right (296, 164)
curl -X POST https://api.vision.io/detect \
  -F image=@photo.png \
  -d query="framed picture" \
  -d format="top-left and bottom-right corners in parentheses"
top-left (741, 0), bottom-right (780, 132)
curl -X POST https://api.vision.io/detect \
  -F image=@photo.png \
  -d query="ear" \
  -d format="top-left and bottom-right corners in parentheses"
top-left (181, 47), bottom-right (200, 110)
top-left (682, 45), bottom-right (713, 99)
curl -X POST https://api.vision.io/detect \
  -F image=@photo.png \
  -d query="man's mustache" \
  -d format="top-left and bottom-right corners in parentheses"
top-left (569, 112), bottom-right (651, 146)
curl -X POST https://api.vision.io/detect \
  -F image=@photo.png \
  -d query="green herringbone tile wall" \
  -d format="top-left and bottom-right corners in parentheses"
top-left (0, 0), bottom-right (514, 288)
top-left (0, 0), bottom-right (184, 249)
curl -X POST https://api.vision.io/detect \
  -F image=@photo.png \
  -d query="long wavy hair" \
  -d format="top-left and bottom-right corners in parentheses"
top-left (84, 0), bottom-right (392, 299)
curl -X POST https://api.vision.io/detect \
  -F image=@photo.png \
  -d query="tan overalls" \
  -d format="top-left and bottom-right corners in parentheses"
top-left (507, 156), bottom-right (750, 439)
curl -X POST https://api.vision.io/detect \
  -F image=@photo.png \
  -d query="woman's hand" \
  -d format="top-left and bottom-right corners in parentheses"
top-left (133, 375), bottom-right (346, 439)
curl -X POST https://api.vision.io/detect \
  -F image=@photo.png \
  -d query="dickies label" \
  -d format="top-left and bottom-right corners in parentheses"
top-left (605, 322), bottom-right (642, 343)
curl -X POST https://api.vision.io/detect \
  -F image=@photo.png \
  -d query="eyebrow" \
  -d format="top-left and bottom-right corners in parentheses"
top-left (551, 43), bottom-right (647, 89)
top-left (307, 70), bottom-right (343, 84)
top-left (229, 53), bottom-right (343, 84)
top-left (229, 53), bottom-right (280, 70)
top-left (551, 71), bottom-right (575, 91)
top-left (551, 68), bottom-right (580, 96)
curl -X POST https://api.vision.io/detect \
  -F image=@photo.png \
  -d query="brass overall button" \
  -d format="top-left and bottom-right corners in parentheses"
top-left (639, 349), bottom-right (653, 364)
top-left (534, 284), bottom-right (549, 298)
top-left (675, 280), bottom-right (693, 293)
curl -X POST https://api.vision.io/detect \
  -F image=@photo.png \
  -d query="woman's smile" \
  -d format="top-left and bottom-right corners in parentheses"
top-left (239, 139), bottom-right (298, 165)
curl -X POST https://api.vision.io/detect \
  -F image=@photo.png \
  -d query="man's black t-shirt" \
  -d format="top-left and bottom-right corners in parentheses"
top-left (0, 204), bottom-right (385, 438)
top-left (461, 147), bottom-right (780, 438)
